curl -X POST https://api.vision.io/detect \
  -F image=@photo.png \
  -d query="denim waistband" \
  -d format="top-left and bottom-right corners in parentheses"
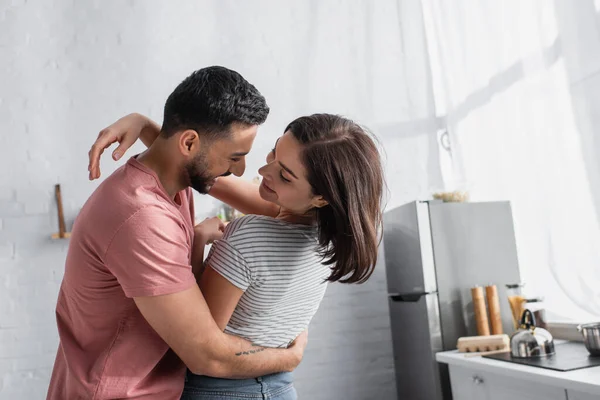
top-left (184, 370), bottom-right (295, 398)
top-left (185, 370), bottom-right (293, 388)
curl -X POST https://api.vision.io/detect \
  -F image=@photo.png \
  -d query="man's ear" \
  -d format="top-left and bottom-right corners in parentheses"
top-left (311, 196), bottom-right (329, 208)
top-left (179, 129), bottom-right (199, 155)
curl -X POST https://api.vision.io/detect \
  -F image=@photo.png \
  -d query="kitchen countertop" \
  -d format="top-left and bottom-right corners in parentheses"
top-left (436, 344), bottom-right (600, 396)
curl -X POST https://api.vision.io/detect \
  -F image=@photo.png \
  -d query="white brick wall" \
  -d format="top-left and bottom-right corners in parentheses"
top-left (0, 1), bottom-right (439, 398)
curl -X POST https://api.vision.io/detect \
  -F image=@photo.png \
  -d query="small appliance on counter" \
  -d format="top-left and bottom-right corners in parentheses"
top-left (484, 342), bottom-right (600, 372)
top-left (509, 309), bottom-right (555, 358)
top-left (485, 310), bottom-right (600, 371)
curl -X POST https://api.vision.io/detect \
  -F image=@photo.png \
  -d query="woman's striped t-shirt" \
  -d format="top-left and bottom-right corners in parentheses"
top-left (205, 214), bottom-right (330, 348)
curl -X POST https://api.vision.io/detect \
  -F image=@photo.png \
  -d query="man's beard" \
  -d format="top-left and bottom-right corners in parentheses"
top-left (184, 152), bottom-right (214, 194)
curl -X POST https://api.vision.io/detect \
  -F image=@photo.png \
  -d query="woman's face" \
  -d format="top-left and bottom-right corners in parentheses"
top-left (258, 131), bottom-right (326, 215)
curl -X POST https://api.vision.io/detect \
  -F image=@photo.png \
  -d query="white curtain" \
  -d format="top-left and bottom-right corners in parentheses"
top-left (421, 0), bottom-right (600, 320)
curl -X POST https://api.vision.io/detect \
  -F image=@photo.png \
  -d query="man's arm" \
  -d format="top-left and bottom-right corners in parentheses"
top-left (134, 285), bottom-right (305, 379)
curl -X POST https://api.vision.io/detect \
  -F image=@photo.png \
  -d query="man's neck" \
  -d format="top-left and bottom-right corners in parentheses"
top-left (137, 144), bottom-right (184, 199)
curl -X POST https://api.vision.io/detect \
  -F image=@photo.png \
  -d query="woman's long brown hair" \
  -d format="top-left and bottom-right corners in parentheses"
top-left (285, 114), bottom-right (384, 284)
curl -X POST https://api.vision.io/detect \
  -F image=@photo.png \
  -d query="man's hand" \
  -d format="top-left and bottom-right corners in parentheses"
top-left (88, 113), bottom-right (154, 180)
top-left (286, 330), bottom-right (308, 370)
top-left (195, 217), bottom-right (226, 244)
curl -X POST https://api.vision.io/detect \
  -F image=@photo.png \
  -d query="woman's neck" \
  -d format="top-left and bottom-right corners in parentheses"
top-left (276, 208), bottom-right (316, 226)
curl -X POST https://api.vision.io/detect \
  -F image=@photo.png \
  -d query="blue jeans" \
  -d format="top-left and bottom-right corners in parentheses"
top-left (181, 370), bottom-right (297, 400)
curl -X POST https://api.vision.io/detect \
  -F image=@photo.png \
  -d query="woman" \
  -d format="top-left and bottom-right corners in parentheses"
top-left (90, 113), bottom-right (384, 400)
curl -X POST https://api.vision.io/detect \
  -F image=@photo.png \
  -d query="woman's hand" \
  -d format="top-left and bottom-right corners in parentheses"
top-left (195, 217), bottom-right (226, 244)
top-left (191, 217), bottom-right (226, 278)
top-left (88, 113), bottom-right (159, 180)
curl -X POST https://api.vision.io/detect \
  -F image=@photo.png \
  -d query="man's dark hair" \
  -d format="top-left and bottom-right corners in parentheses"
top-left (161, 66), bottom-right (269, 139)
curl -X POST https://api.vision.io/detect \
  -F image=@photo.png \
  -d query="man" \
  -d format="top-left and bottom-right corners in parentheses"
top-left (48, 66), bottom-right (305, 400)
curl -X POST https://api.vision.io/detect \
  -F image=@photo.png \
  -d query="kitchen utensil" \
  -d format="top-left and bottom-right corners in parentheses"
top-left (51, 184), bottom-right (71, 239)
top-left (506, 283), bottom-right (526, 330)
top-left (471, 286), bottom-right (490, 336)
top-left (486, 285), bottom-right (503, 335)
top-left (577, 323), bottom-right (600, 356)
top-left (457, 334), bottom-right (510, 353)
top-left (510, 309), bottom-right (555, 358)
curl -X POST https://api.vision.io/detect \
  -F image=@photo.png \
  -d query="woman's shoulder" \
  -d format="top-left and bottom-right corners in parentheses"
top-left (223, 215), bottom-right (318, 247)
top-left (223, 214), bottom-right (280, 237)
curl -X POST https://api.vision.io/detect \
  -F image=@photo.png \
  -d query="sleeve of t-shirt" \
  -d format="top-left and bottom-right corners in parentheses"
top-left (205, 217), bottom-right (253, 291)
top-left (104, 206), bottom-right (196, 298)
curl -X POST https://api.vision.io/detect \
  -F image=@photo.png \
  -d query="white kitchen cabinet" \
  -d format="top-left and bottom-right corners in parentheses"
top-left (484, 369), bottom-right (566, 400)
top-left (438, 350), bottom-right (600, 400)
top-left (566, 389), bottom-right (600, 400)
top-left (448, 364), bottom-right (567, 400)
top-left (448, 365), bottom-right (490, 400)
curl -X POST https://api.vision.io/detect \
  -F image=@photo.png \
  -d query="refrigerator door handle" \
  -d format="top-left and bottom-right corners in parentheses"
top-left (389, 292), bottom-right (437, 302)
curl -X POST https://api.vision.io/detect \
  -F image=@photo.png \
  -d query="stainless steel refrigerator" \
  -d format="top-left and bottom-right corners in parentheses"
top-left (384, 200), bottom-right (521, 400)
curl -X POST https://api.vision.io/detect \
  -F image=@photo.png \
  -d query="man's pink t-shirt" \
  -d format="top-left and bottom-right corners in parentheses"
top-left (47, 157), bottom-right (197, 400)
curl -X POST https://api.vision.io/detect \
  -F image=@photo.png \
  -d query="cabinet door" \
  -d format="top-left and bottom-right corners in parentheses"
top-left (566, 389), bottom-right (600, 400)
top-left (486, 372), bottom-right (566, 400)
top-left (448, 365), bottom-right (490, 400)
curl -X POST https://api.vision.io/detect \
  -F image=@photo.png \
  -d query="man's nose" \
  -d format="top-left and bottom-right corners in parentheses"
top-left (230, 158), bottom-right (246, 177)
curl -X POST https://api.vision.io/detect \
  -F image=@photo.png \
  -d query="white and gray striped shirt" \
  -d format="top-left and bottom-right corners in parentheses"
top-left (205, 214), bottom-right (330, 348)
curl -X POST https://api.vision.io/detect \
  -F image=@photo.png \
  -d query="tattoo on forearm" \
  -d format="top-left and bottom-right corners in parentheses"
top-left (235, 344), bottom-right (266, 356)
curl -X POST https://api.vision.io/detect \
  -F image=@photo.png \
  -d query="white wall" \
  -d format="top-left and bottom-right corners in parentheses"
top-left (0, 1), bottom-right (442, 398)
